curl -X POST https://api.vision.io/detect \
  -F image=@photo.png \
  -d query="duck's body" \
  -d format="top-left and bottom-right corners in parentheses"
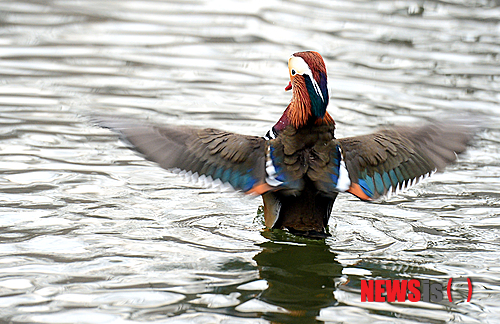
top-left (262, 123), bottom-right (338, 238)
top-left (96, 51), bottom-right (473, 238)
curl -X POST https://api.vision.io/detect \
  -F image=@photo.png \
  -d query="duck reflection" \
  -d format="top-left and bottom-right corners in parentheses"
top-left (253, 230), bottom-right (344, 323)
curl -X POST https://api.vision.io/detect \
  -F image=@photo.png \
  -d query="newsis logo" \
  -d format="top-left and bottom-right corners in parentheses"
top-left (360, 278), bottom-right (473, 303)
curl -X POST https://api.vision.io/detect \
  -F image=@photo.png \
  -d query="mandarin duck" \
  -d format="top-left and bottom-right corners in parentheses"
top-left (95, 51), bottom-right (473, 238)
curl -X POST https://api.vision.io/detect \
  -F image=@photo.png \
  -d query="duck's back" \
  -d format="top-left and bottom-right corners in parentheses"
top-left (263, 124), bottom-right (340, 237)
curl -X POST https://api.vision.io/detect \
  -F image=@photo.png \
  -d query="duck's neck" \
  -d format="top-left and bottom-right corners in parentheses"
top-left (273, 103), bottom-right (335, 132)
top-left (278, 78), bottom-right (333, 129)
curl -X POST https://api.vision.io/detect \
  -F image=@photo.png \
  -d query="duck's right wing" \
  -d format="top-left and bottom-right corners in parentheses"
top-left (337, 122), bottom-right (473, 200)
top-left (307, 122), bottom-right (474, 200)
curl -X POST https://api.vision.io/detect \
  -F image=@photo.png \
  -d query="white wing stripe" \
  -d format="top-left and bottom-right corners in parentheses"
top-left (335, 147), bottom-right (351, 192)
top-left (265, 146), bottom-right (283, 187)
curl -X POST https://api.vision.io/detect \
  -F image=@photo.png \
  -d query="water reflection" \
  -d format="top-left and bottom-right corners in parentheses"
top-left (251, 230), bottom-right (482, 323)
top-left (254, 231), bottom-right (342, 323)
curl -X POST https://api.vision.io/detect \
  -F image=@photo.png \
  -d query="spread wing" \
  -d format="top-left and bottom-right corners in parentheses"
top-left (306, 122), bottom-right (474, 200)
top-left (94, 117), bottom-right (268, 193)
top-left (337, 123), bottom-right (473, 200)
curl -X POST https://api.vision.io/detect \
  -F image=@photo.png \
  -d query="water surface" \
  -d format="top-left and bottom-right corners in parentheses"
top-left (1, 0), bottom-right (500, 323)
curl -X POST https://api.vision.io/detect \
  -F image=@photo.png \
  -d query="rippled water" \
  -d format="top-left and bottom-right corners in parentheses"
top-left (1, 0), bottom-right (500, 323)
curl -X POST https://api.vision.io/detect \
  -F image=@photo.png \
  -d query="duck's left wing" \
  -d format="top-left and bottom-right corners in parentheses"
top-left (94, 118), bottom-right (269, 194)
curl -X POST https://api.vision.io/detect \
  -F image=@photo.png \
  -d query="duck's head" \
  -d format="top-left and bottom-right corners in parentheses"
top-left (284, 51), bottom-right (330, 128)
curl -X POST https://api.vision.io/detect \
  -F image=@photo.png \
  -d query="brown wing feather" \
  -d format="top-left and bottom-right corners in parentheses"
top-left (338, 122), bottom-right (474, 199)
top-left (94, 117), bottom-right (267, 193)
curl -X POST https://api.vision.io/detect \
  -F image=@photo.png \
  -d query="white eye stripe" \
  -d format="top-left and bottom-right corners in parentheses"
top-left (288, 56), bottom-right (310, 75)
top-left (288, 56), bottom-right (324, 102)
